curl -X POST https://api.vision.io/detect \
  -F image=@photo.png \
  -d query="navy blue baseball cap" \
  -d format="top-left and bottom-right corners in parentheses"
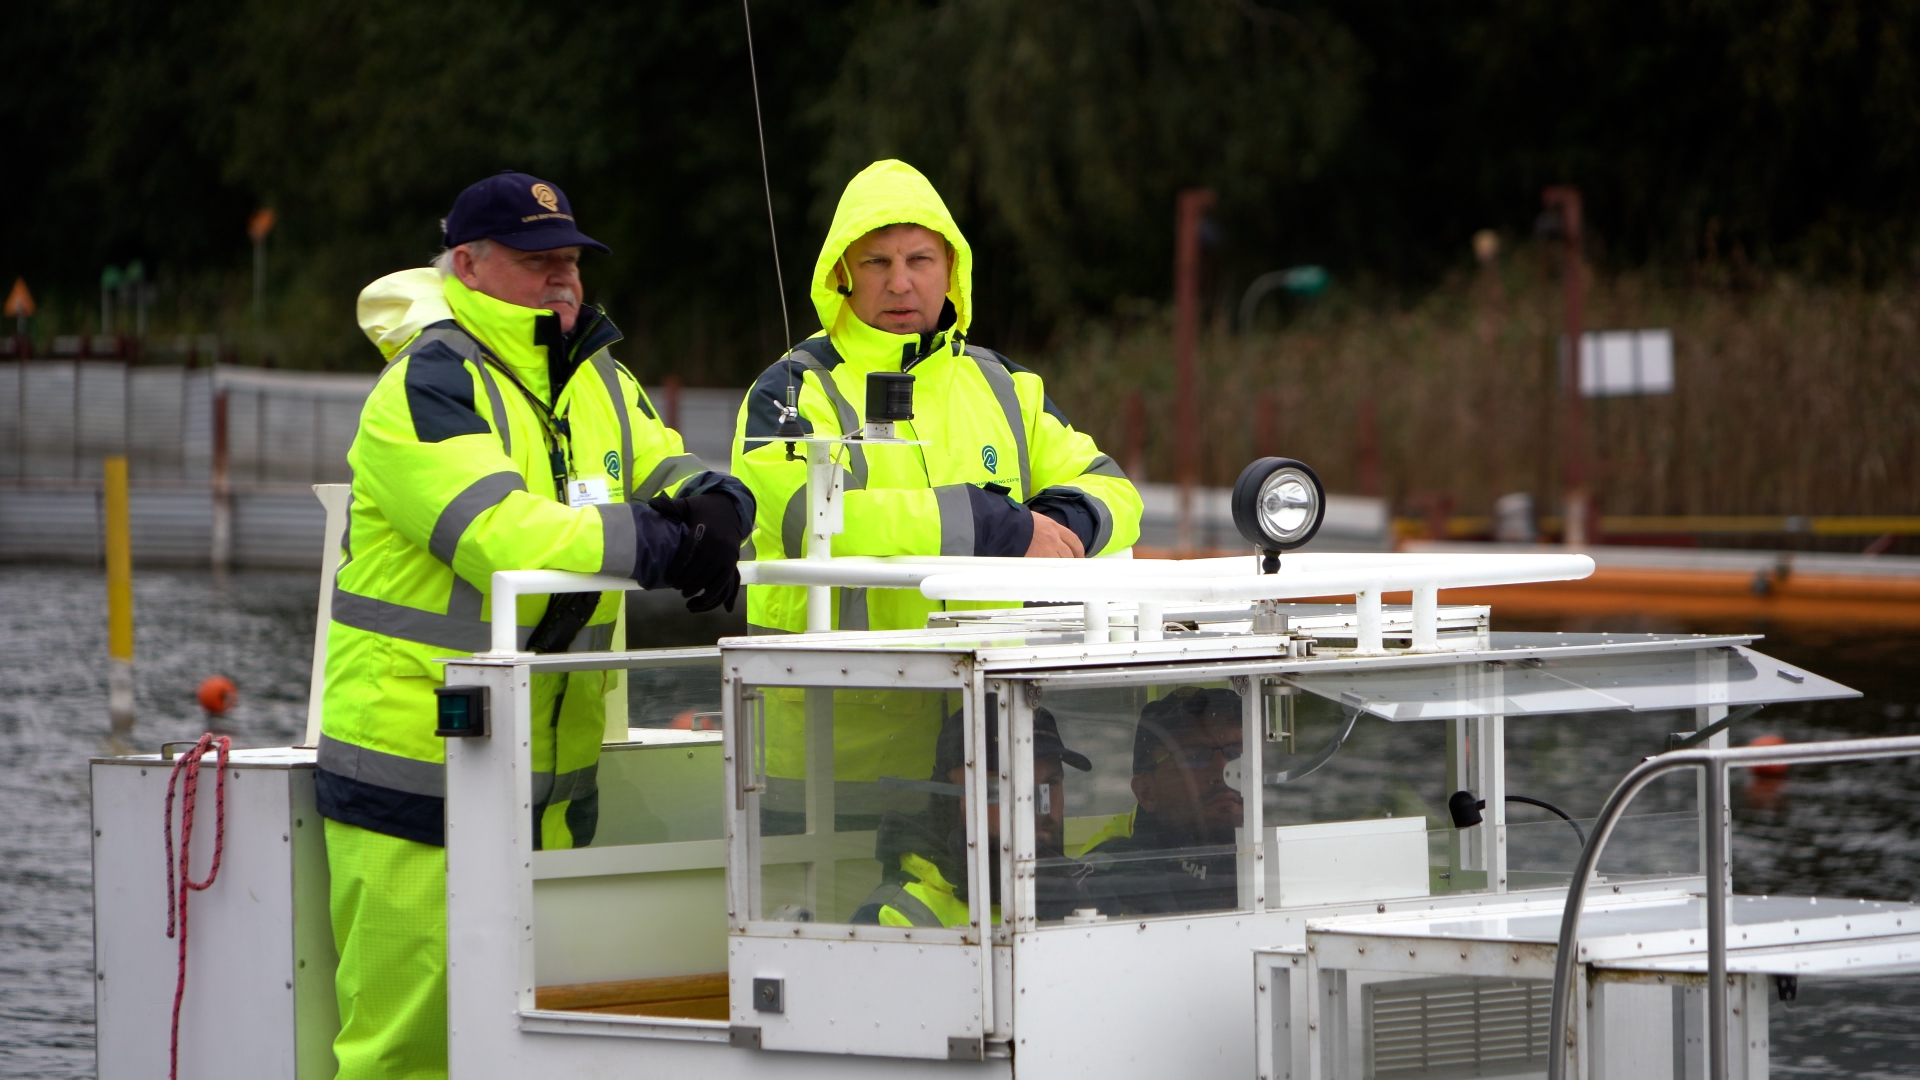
top-left (441, 170), bottom-right (609, 254)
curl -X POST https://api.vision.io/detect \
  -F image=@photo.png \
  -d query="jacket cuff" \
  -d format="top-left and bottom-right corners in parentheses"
top-left (680, 472), bottom-right (757, 536)
top-left (965, 484), bottom-right (1033, 558)
top-left (1028, 491), bottom-right (1098, 553)
top-left (627, 503), bottom-right (689, 588)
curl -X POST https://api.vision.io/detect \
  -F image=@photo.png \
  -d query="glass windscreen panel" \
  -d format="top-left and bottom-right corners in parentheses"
top-left (531, 652), bottom-right (727, 1019)
top-left (1039, 682), bottom-right (1248, 920)
top-left (591, 653), bottom-right (727, 848)
top-left (1285, 646), bottom-right (1858, 722)
top-left (749, 685), bottom-right (971, 927)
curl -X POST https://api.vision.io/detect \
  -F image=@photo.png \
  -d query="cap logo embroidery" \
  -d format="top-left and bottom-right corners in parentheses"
top-left (603, 450), bottom-right (621, 480)
top-left (530, 183), bottom-right (560, 212)
top-left (981, 445), bottom-right (998, 474)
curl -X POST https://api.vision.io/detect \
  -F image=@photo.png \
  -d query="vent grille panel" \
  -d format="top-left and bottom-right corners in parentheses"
top-left (1365, 976), bottom-right (1551, 1079)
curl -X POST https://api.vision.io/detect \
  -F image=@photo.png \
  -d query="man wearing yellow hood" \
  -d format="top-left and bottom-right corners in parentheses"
top-left (733, 162), bottom-right (1141, 840)
top-left (733, 159), bottom-right (1143, 634)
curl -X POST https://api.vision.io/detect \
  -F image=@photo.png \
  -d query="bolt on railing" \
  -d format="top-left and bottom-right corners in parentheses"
top-left (1547, 734), bottom-right (1920, 1080)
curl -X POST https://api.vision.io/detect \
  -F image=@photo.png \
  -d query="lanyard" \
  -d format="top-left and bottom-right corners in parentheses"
top-left (478, 351), bottom-right (573, 502)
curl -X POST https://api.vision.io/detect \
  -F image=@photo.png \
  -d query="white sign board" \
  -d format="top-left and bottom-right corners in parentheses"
top-left (1579, 329), bottom-right (1674, 397)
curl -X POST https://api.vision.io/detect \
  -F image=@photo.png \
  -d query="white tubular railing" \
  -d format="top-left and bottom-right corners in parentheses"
top-left (488, 551), bottom-right (1593, 654)
top-left (485, 570), bottom-right (644, 655)
top-left (1547, 735), bottom-right (1920, 1080)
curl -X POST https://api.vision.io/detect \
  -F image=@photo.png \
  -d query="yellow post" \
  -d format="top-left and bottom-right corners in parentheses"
top-left (104, 455), bottom-right (136, 734)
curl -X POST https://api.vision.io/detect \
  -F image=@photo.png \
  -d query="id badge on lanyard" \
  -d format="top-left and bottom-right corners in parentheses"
top-left (567, 477), bottom-right (611, 508)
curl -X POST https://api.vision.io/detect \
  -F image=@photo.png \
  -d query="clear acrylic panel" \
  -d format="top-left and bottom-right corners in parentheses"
top-left (749, 685), bottom-right (970, 927)
top-left (1038, 682), bottom-right (1248, 920)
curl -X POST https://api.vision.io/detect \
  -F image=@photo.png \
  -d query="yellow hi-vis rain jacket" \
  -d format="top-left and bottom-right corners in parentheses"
top-left (732, 159), bottom-right (1142, 635)
top-left (319, 268), bottom-right (735, 851)
top-left (732, 160), bottom-right (1141, 806)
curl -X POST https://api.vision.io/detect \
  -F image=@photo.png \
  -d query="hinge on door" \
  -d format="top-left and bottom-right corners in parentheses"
top-left (948, 1036), bottom-right (984, 1061)
top-left (728, 1026), bottom-right (762, 1050)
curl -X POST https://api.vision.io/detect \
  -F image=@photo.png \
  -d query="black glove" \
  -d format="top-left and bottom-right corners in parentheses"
top-left (649, 492), bottom-right (747, 613)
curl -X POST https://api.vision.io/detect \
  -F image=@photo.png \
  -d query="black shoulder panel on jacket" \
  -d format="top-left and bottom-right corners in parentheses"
top-left (793, 336), bottom-right (845, 369)
top-left (404, 340), bottom-right (494, 443)
top-left (742, 353), bottom-right (818, 451)
top-left (975, 347), bottom-right (1070, 427)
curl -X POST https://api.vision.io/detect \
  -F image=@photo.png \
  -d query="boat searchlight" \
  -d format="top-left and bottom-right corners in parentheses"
top-left (1232, 457), bottom-right (1325, 572)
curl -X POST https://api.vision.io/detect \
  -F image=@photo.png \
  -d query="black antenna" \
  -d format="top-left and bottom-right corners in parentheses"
top-left (741, 0), bottom-right (806, 457)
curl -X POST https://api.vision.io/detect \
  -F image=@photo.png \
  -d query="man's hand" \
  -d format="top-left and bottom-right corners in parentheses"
top-left (649, 492), bottom-right (747, 612)
top-left (1026, 510), bottom-right (1085, 558)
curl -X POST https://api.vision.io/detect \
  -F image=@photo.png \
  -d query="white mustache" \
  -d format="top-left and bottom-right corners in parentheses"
top-left (541, 288), bottom-right (578, 306)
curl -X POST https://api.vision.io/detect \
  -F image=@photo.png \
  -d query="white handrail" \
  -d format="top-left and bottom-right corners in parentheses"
top-left (484, 552), bottom-right (1594, 655)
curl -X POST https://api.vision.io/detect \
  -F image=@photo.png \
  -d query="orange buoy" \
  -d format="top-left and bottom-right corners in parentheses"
top-left (197, 675), bottom-right (237, 715)
top-left (1747, 733), bottom-right (1789, 777)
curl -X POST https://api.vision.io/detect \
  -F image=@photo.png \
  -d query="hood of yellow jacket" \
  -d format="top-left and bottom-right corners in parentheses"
top-left (811, 159), bottom-right (973, 357)
top-left (358, 269), bottom-right (618, 402)
top-left (357, 268), bottom-right (451, 361)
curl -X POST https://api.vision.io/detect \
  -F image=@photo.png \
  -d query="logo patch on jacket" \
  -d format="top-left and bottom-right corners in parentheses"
top-left (603, 450), bottom-right (622, 480)
top-left (981, 445), bottom-right (998, 474)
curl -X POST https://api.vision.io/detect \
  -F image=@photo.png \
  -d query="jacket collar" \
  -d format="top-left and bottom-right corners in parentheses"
top-left (441, 276), bottom-right (624, 404)
top-left (830, 305), bottom-right (954, 374)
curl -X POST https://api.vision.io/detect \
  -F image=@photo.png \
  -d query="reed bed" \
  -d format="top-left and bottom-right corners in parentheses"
top-left (1039, 253), bottom-right (1919, 517)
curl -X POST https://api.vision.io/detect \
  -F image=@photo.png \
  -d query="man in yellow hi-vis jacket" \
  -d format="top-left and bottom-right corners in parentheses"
top-left (732, 159), bottom-right (1141, 850)
top-left (733, 159), bottom-right (1141, 634)
top-left (319, 171), bottom-right (753, 1080)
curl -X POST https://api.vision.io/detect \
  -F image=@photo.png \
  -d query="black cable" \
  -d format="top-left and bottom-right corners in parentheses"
top-left (1505, 795), bottom-right (1587, 847)
top-left (740, 0), bottom-right (798, 411)
top-left (1450, 789), bottom-right (1588, 847)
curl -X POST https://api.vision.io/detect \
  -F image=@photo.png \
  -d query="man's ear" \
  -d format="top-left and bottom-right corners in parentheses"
top-left (451, 245), bottom-right (482, 289)
top-left (834, 257), bottom-right (852, 297)
top-left (1130, 772), bottom-right (1157, 812)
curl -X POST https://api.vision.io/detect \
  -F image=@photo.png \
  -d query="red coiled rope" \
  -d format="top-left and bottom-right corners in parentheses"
top-left (163, 733), bottom-right (231, 1080)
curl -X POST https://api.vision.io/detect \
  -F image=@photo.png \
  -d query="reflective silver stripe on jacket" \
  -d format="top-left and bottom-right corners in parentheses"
top-left (839, 587), bottom-right (869, 631)
top-left (863, 882), bottom-right (945, 927)
top-left (597, 503), bottom-right (635, 578)
top-left (633, 454), bottom-right (708, 500)
top-left (747, 623), bottom-right (795, 636)
top-left (1083, 454), bottom-right (1128, 479)
top-left (533, 763), bottom-right (599, 808)
top-left (472, 360), bottom-right (512, 457)
top-left (317, 733), bottom-right (444, 797)
top-left (965, 349), bottom-right (1033, 498)
top-left (429, 471), bottom-right (527, 566)
top-left (1036, 484), bottom-right (1116, 557)
top-left (332, 587), bottom-right (532, 652)
top-left (781, 488), bottom-right (806, 559)
top-left (1083, 490), bottom-right (1115, 555)
top-left (932, 484), bottom-right (976, 556)
top-left (779, 474), bottom-right (854, 559)
top-left (794, 353), bottom-right (868, 489)
top-left (589, 353), bottom-right (634, 501)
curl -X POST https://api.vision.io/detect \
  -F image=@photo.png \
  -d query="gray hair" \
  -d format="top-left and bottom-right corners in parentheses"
top-left (431, 238), bottom-right (494, 277)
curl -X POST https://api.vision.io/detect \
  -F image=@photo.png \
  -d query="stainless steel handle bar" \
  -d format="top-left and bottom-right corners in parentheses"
top-left (1547, 734), bottom-right (1920, 1080)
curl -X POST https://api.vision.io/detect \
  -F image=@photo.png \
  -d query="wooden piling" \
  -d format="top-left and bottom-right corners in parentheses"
top-left (104, 455), bottom-right (135, 734)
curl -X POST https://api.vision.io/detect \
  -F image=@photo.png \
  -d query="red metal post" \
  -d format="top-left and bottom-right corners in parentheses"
top-left (1542, 186), bottom-right (1589, 546)
top-left (1123, 390), bottom-right (1148, 482)
top-left (210, 390), bottom-right (231, 571)
top-left (664, 375), bottom-right (682, 432)
top-left (1356, 397), bottom-right (1380, 498)
top-left (1174, 188), bottom-right (1215, 552)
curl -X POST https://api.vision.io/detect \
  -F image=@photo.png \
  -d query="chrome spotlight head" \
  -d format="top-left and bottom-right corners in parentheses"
top-left (1231, 457), bottom-right (1325, 568)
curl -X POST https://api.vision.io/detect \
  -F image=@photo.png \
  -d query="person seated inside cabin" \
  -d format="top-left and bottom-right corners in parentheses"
top-left (853, 707), bottom-right (1092, 927)
top-left (1079, 685), bottom-right (1244, 915)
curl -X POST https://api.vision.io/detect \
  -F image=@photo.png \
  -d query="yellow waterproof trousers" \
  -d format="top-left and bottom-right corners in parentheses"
top-left (325, 819), bottom-right (447, 1080)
